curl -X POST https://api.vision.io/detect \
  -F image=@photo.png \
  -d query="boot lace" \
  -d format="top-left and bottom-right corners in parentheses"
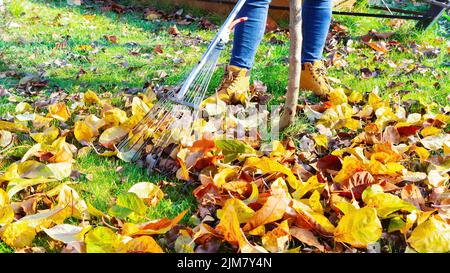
top-left (218, 70), bottom-right (243, 94)
top-left (313, 62), bottom-right (332, 86)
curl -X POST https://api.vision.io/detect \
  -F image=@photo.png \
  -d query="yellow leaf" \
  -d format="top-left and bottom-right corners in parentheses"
top-left (131, 97), bottom-right (150, 117)
top-left (262, 220), bottom-right (290, 253)
top-left (362, 185), bottom-right (416, 218)
top-left (0, 120), bottom-right (29, 133)
top-left (102, 108), bottom-right (128, 127)
top-left (213, 168), bottom-right (238, 188)
top-left (85, 226), bottom-right (125, 253)
top-left (292, 200), bottom-right (335, 235)
top-left (47, 102), bottom-right (71, 122)
top-left (309, 190), bottom-right (324, 214)
top-left (318, 103), bottom-right (358, 131)
top-left (126, 236), bottom-right (164, 253)
top-left (414, 146), bottom-right (430, 161)
top-left (32, 114), bottom-right (53, 129)
top-left (128, 182), bottom-right (164, 207)
top-left (292, 175), bottom-right (324, 200)
top-left (30, 126), bottom-right (59, 144)
top-left (217, 198), bottom-right (255, 224)
top-left (334, 207), bottom-right (382, 248)
top-left (74, 115), bottom-right (106, 145)
top-left (245, 157), bottom-right (299, 190)
top-left (216, 199), bottom-right (251, 249)
top-left (84, 90), bottom-right (102, 105)
top-left (334, 201), bottom-right (358, 215)
top-left (19, 206), bottom-right (75, 230)
top-left (269, 140), bottom-right (285, 158)
top-left (174, 230), bottom-right (194, 253)
top-left (328, 88), bottom-right (348, 105)
top-left (348, 91), bottom-right (363, 104)
top-left (407, 216), bottom-right (450, 253)
top-left (444, 142), bottom-right (450, 157)
top-left (0, 189), bottom-right (8, 208)
top-left (313, 134), bottom-right (328, 149)
top-left (1, 221), bottom-right (36, 249)
top-left (15, 102), bottom-right (33, 113)
top-left (333, 156), bottom-right (364, 184)
top-left (421, 126), bottom-right (442, 137)
top-left (0, 205), bottom-right (14, 225)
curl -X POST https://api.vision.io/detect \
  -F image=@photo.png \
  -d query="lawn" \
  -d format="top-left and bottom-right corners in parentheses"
top-left (0, 0), bottom-right (449, 253)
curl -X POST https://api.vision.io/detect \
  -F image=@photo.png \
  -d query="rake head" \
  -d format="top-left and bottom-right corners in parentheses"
top-left (115, 0), bottom-right (249, 170)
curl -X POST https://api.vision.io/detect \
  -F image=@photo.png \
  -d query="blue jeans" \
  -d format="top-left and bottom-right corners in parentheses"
top-left (230, 0), bottom-right (333, 70)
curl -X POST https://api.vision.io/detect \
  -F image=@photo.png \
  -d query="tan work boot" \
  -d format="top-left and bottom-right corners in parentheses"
top-left (202, 65), bottom-right (250, 106)
top-left (300, 61), bottom-right (334, 99)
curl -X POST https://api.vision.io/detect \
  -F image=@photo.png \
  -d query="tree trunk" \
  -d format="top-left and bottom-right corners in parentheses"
top-left (279, 0), bottom-right (302, 129)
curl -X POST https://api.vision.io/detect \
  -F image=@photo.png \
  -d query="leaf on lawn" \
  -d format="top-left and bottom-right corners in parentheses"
top-left (0, 130), bottom-right (13, 147)
top-left (43, 224), bottom-right (91, 244)
top-left (84, 90), bottom-right (102, 105)
top-left (30, 126), bottom-right (59, 144)
top-left (128, 182), bottom-right (164, 207)
top-left (85, 226), bottom-right (125, 253)
top-left (7, 178), bottom-right (56, 198)
top-left (0, 205), bottom-right (14, 226)
top-left (0, 221), bottom-right (37, 249)
top-left (74, 115), bottom-right (106, 145)
top-left (126, 236), bottom-right (164, 253)
top-left (122, 209), bottom-right (188, 236)
top-left (47, 102), bottom-right (71, 122)
top-left (99, 126), bottom-right (127, 149)
top-left (0, 120), bottom-right (29, 133)
top-left (334, 207), bottom-right (382, 248)
top-left (109, 192), bottom-right (147, 219)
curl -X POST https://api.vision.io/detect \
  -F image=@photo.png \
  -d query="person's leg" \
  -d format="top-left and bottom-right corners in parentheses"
top-left (302, 0), bottom-right (332, 63)
top-left (300, 0), bottom-right (334, 98)
top-left (206, 0), bottom-right (271, 105)
top-left (230, 0), bottom-right (272, 70)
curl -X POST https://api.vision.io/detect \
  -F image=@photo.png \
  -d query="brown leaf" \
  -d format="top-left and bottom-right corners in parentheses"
top-left (290, 226), bottom-right (324, 252)
top-left (363, 41), bottom-right (388, 53)
top-left (401, 184), bottom-right (425, 210)
top-left (397, 125), bottom-right (421, 137)
top-left (317, 155), bottom-right (342, 172)
top-left (104, 35), bottom-right (117, 43)
top-left (243, 196), bottom-right (290, 232)
top-left (341, 171), bottom-right (377, 199)
top-left (154, 44), bottom-right (164, 54)
top-left (168, 25), bottom-right (180, 36)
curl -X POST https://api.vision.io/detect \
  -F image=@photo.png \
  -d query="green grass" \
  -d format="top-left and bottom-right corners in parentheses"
top-left (0, 0), bottom-right (448, 251)
top-left (74, 152), bottom-right (196, 220)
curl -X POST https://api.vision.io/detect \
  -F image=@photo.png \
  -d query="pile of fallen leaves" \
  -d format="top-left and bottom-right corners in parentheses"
top-left (1, 73), bottom-right (449, 252)
top-left (170, 86), bottom-right (450, 253)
